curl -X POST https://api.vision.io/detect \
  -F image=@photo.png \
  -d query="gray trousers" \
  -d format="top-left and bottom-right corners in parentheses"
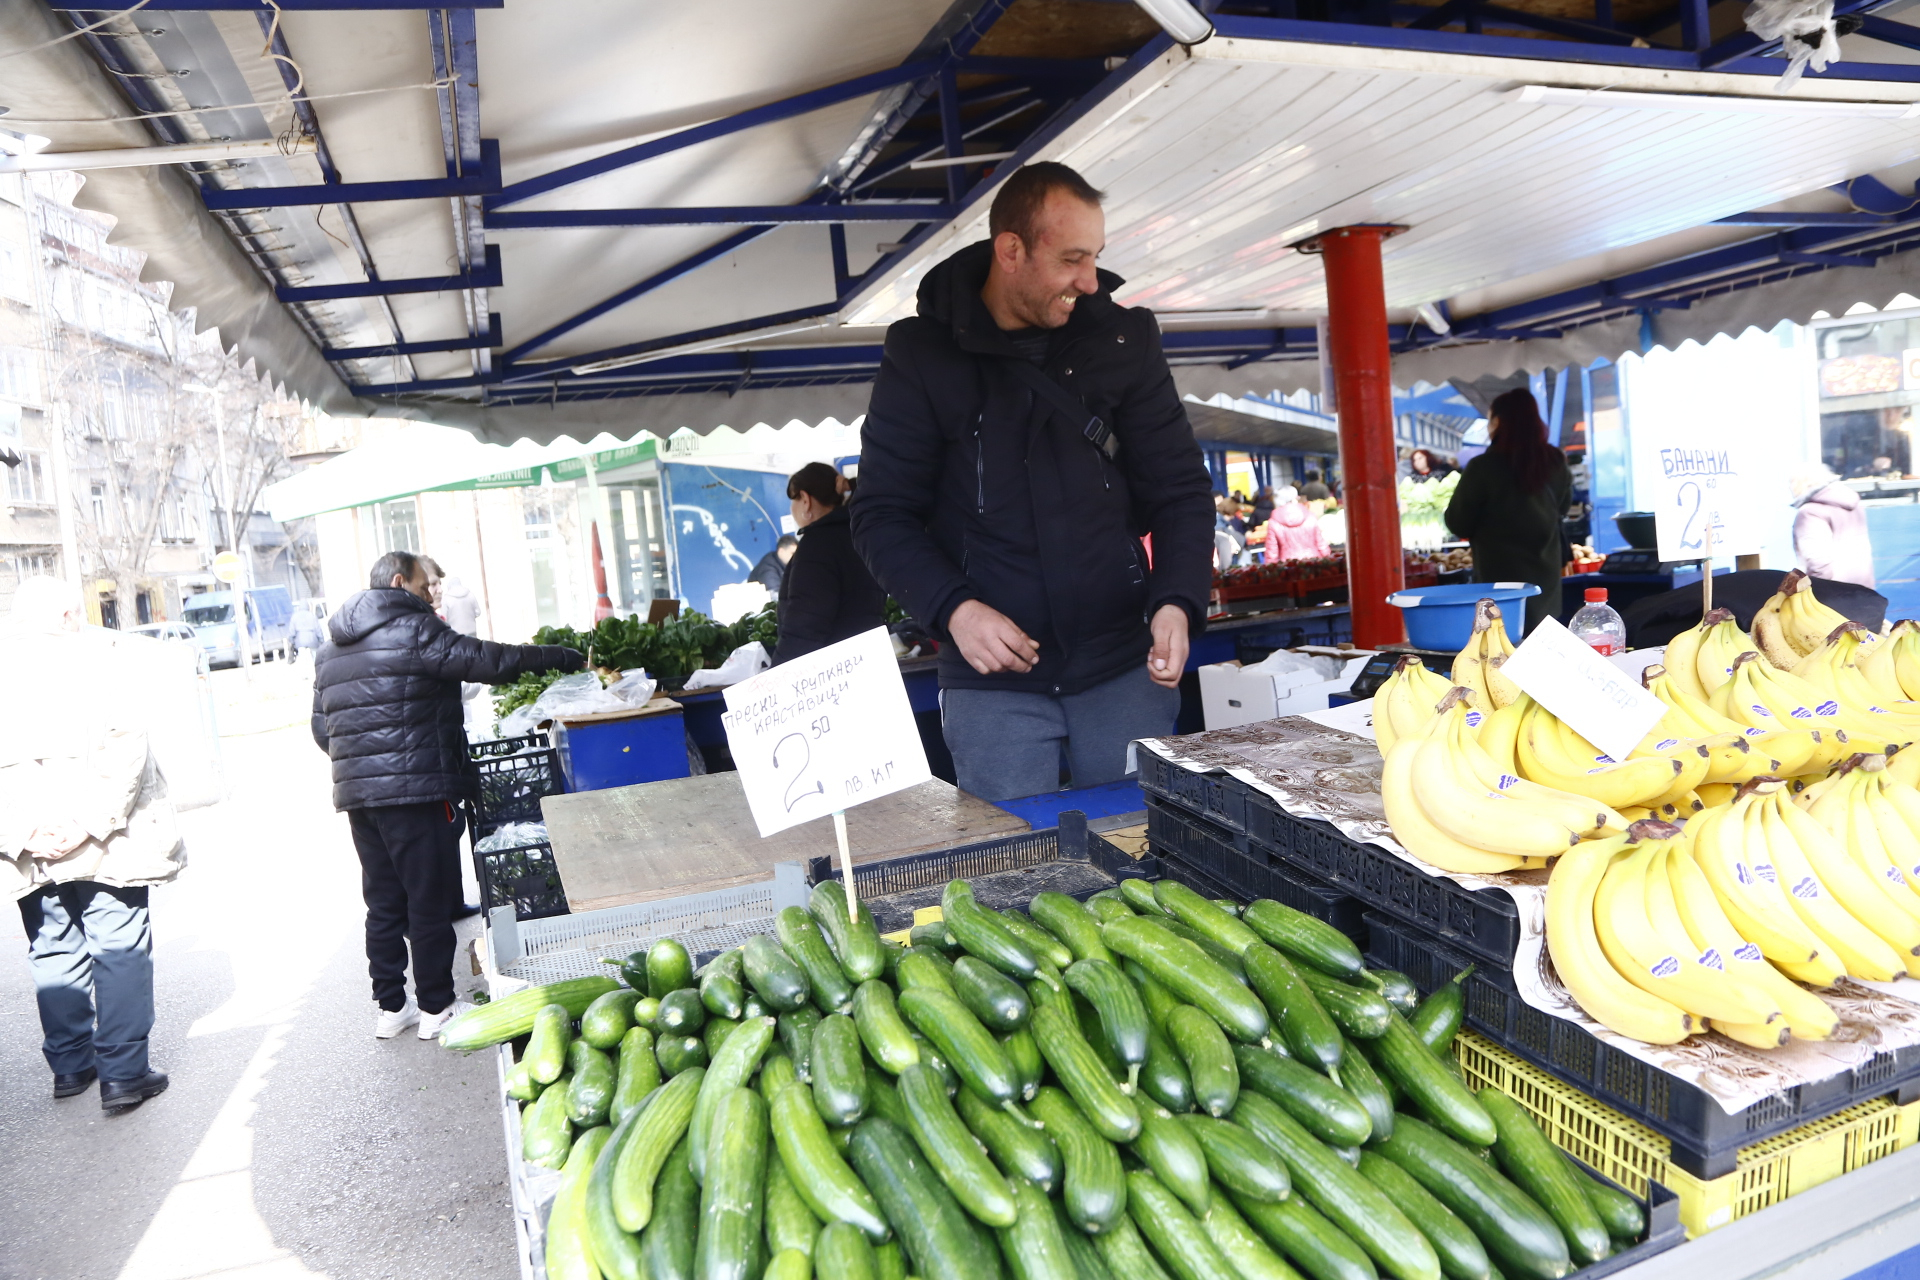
top-left (17, 881), bottom-right (154, 1080)
top-left (941, 664), bottom-right (1179, 802)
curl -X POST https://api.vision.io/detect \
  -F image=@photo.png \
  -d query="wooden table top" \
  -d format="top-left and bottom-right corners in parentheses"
top-left (541, 772), bottom-right (1029, 913)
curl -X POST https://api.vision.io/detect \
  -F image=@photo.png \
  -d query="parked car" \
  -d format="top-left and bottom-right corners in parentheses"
top-left (180, 585), bottom-right (294, 667)
top-left (128, 621), bottom-right (210, 673)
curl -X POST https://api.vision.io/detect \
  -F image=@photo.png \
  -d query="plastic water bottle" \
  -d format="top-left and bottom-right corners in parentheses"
top-left (1570, 587), bottom-right (1627, 656)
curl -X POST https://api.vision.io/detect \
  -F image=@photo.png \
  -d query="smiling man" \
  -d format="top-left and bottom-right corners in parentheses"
top-left (852, 162), bottom-right (1214, 802)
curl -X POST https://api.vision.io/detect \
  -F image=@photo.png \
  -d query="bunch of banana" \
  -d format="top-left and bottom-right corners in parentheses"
top-left (1712, 652), bottom-right (1910, 760)
top-left (1643, 663), bottom-right (1822, 779)
top-left (1753, 569), bottom-right (1857, 669)
top-left (1680, 608), bottom-right (1758, 696)
top-left (1380, 690), bottom-right (1622, 874)
top-left (1450, 597), bottom-right (1524, 709)
top-left (1514, 699), bottom-right (1703, 810)
top-left (1371, 653), bottom-right (1457, 755)
top-left (1860, 620), bottom-right (1920, 702)
top-left (1794, 623), bottom-right (1920, 741)
top-left (1795, 754), bottom-right (1920, 907)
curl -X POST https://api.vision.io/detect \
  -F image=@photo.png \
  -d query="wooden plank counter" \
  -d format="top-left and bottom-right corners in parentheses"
top-left (541, 773), bottom-right (1029, 912)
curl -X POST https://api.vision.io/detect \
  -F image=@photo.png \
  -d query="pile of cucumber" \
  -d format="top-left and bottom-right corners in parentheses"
top-left (439, 875), bottom-right (1648, 1280)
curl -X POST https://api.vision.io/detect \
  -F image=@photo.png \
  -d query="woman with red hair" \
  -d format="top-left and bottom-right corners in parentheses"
top-left (1444, 389), bottom-right (1572, 633)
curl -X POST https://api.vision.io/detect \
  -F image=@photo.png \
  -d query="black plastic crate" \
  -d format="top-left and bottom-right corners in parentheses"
top-left (467, 732), bottom-right (565, 840)
top-left (477, 841), bottom-right (570, 921)
top-left (1136, 751), bottom-right (1249, 834)
top-left (1145, 801), bottom-right (1366, 942)
top-left (1364, 910), bottom-right (1920, 1180)
top-left (1244, 790), bottom-right (1521, 966)
top-left (1566, 1174), bottom-right (1683, 1278)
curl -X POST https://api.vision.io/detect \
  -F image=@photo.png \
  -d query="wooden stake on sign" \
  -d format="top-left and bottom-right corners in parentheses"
top-left (832, 809), bottom-right (857, 921)
top-left (1701, 522), bottom-right (1714, 619)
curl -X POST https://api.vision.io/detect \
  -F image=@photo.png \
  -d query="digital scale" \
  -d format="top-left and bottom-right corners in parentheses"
top-left (1345, 645), bottom-right (1457, 699)
top-left (1598, 549), bottom-right (1704, 575)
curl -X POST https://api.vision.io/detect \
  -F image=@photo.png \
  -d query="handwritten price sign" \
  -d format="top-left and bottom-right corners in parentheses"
top-left (721, 626), bottom-right (932, 838)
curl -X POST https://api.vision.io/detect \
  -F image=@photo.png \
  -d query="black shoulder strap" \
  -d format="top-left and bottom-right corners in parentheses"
top-left (1001, 358), bottom-right (1118, 461)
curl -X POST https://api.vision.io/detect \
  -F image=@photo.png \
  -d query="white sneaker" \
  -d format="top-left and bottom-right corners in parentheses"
top-left (374, 1000), bottom-right (419, 1039)
top-left (418, 1007), bottom-right (455, 1040)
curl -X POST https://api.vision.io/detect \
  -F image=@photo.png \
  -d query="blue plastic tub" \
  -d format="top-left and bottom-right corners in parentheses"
top-left (1386, 582), bottom-right (1540, 650)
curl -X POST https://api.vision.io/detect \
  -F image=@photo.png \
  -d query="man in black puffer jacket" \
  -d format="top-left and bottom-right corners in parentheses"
top-left (313, 550), bottom-right (582, 1039)
top-left (852, 162), bottom-right (1213, 801)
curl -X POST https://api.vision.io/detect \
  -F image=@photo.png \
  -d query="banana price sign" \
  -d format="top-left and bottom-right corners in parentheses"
top-left (721, 626), bottom-right (931, 838)
top-left (1652, 441), bottom-right (1759, 563)
top-left (1501, 616), bottom-right (1666, 764)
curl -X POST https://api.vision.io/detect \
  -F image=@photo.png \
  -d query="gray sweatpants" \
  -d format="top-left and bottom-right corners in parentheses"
top-left (941, 664), bottom-right (1179, 802)
top-left (17, 881), bottom-right (154, 1080)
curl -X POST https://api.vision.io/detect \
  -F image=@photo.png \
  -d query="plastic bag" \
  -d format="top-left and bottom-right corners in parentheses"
top-left (607, 669), bottom-right (658, 707)
top-left (493, 705), bottom-right (541, 739)
top-left (476, 821), bottom-right (548, 852)
top-left (1743, 0), bottom-right (1838, 87)
top-left (681, 640), bottom-right (771, 691)
top-left (531, 670), bottom-right (626, 719)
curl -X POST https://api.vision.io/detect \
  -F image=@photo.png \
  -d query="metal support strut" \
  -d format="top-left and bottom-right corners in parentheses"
top-left (1313, 225), bottom-right (1406, 648)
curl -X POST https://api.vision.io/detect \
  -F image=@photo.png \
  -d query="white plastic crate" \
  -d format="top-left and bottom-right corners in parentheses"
top-left (497, 1043), bottom-right (559, 1280)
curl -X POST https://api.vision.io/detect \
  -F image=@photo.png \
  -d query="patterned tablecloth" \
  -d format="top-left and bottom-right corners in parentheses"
top-left (1137, 712), bottom-right (1920, 1116)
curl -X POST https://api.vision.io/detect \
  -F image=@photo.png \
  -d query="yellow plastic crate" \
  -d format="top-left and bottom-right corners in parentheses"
top-left (1454, 1031), bottom-right (1920, 1237)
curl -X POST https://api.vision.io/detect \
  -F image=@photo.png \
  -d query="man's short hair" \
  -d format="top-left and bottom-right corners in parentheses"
top-left (1304, 469), bottom-right (1321, 482)
top-left (988, 162), bottom-right (1105, 249)
top-left (776, 534), bottom-right (799, 550)
top-left (369, 550), bottom-right (420, 591)
top-left (419, 555), bottom-right (443, 578)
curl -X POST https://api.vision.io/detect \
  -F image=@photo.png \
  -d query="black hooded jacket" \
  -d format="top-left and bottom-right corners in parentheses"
top-left (850, 241), bottom-right (1214, 695)
top-left (311, 588), bottom-right (582, 811)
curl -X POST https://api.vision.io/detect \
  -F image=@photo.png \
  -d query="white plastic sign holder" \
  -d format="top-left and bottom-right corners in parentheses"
top-left (1501, 616), bottom-right (1666, 765)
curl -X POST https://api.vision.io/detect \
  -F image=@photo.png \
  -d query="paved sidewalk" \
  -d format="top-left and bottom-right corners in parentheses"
top-left (0, 670), bottom-right (516, 1280)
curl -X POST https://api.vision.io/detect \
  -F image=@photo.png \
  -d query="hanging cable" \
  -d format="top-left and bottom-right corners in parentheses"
top-left (0, 1), bottom-right (155, 64)
top-left (257, 0), bottom-right (304, 97)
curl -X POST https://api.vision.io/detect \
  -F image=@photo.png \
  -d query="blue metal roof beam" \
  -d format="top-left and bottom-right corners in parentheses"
top-left (486, 203), bottom-right (960, 230)
top-left (324, 313), bottom-right (500, 360)
top-left (428, 6), bottom-right (492, 379)
top-left (200, 139), bottom-right (500, 208)
top-left (1390, 1), bottom-right (1642, 44)
top-left (279, 244), bottom-right (501, 302)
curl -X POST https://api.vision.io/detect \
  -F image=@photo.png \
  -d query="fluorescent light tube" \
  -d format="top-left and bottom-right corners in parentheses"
top-left (1132, 0), bottom-right (1214, 44)
top-left (570, 321), bottom-right (832, 376)
top-left (1507, 84), bottom-right (1920, 118)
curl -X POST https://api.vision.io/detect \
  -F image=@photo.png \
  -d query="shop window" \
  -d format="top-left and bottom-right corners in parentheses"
top-left (6, 450), bottom-right (49, 505)
top-left (375, 497), bottom-right (420, 554)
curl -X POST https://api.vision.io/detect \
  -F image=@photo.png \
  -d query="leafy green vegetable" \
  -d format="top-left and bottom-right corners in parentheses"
top-left (492, 604), bottom-right (783, 719)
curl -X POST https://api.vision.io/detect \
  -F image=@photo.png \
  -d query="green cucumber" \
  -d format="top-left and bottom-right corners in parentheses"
top-left (1241, 900), bottom-right (1364, 980)
top-left (1232, 1091), bottom-right (1439, 1280)
top-left (690, 1015), bottom-right (777, 1184)
top-left (1233, 1045), bottom-right (1372, 1147)
top-left (943, 880), bottom-right (1042, 981)
top-left (744, 935), bottom-right (811, 1013)
top-left (1370, 1013), bottom-right (1496, 1148)
top-left (849, 1117), bottom-right (1005, 1280)
top-left (865, 1069), bottom-right (911, 1130)
top-left (996, 1175), bottom-right (1080, 1280)
top-left (1092, 1217), bottom-right (1173, 1280)
top-left (809, 879), bottom-right (886, 983)
top-left (656, 987), bottom-right (707, 1035)
top-left (874, 1241), bottom-right (907, 1280)
top-left (1373, 1115), bottom-right (1569, 1280)
top-left (1409, 969), bottom-right (1474, 1056)
top-left (1372, 971), bottom-right (1420, 1015)
top-left (898, 986), bottom-right (1023, 1110)
top-left (694, 1087), bottom-right (769, 1280)
top-left (1243, 944), bottom-right (1343, 1074)
top-left (1065, 959), bottom-right (1150, 1090)
top-left (1156, 918), bottom-right (1250, 981)
top-left (566, 1040), bottom-right (616, 1128)
top-left (896, 947), bottom-right (959, 998)
top-left (770, 1081), bottom-right (891, 1242)
top-left (619, 949), bottom-right (650, 994)
top-left (811, 1013), bottom-right (869, 1127)
top-left (507, 1055), bottom-right (542, 1102)
top-left (1155, 880), bottom-right (1262, 954)
top-left (759, 1050), bottom-right (798, 1101)
top-left (527, 1003), bottom-right (574, 1084)
top-left (1003, 1027), bottom-right (1044, 1100)
top-left (1165, 1005), bottom-right (1237, 1118)
top-left (779, 906), bottom-right (856, 1014)
top-left (1481, 1090), bottom-right (1608, 1267)
top-left (767, 1152), bottom-right (822, 1257)
top-left (852, 980), bottom-right (921, 1075)
top-left (997, 907), bottom-right (1075, 970)
top-left (648, 937), bottom-right (694, 998)
top-left (635, 997), bottom-right (662, 1027)
top-left (611, 1026), bottom-right (661, 1123)
top-left (581, 989), bottom-right (642, 1049)
top-left (765, 1249), bottom-right (810, 1280)
top-left (1358, 1150), bottom-right (1491, 1280)
top-left (546, 1123), bottom-right (611, 1280)
top-left (1087, 895), bottom-right (1138, 927)
top-left (955, 956), bottom-right (1034, 1032)
top-left (1296, 968), bottom-right (1391, 1040)
top-left (706, 1016), bottom-right (743, 1058)
top-left (1138, 1022), bottom-right (1194, 1114)
top-left (1102, 917), bottom-right (1269, 1045)
top-left (1077, 992), bottom-right (1132, 1084)
top-left (779, 1007), bottom-right (824, 1083)
top-left (1125, 1169), bottom-right (1235, 1280)
top-left (441, 975), bottom-right (619, 1051)
top-left (1030, 1086), bottom-right (1127, 1236)
top-left (1566, 1156), bottom-right (1643, 1241)
top-left (1231, 1192), bottom-right (1377, 1280)
top-left (1199, 1193), bottom-right (1305, 1280)
top-left (900, 1063), bottom-right (1020, 1227)
top-left (816, 1221), bottom-right (878, 1280)
top-left (585, 1105), bottom-right (649, 1280)
top-left (1214, 899), bottom-right (1243, 915)
top-left (1120, 878), bottom-right (1172, 917)
top-left (639, 1134), bottom-right (699, 1280)
top-left (912, 1031), bottom-right (958, 1091)
top-left (1345, 1035), bottom-right (1401, 1107)
top-left (610, 1064), bottom-right (704, 1231)
top-left (958, 1084), bottom-right (1063, 1192)
top-left (701, 950), bottom-right (749, 1020)
top-left (1052, 1199), bottom-right (1119, 1280)
top-left (1335, 1034), bottom-right (1394, 1143)
top-left (656, 1034), bottom-right (707, 1077)
top-left (1175, 1114), bottom-right (1289, 1203)
top-left (522, 1076), bottom-right (574, 1169)
top-left (1130, 1105), bottom-right (1209, 1215)
top-left (912, 921), bottom-right (961, 952)
top-left (1031, 891), bottom-right (1116, 964)
top-left (1032, 999), bottom-right (1141, 1142)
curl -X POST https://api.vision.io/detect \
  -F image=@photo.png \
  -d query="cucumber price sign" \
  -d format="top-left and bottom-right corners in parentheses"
top-left (721, 626), bottom-right (932, 838)
top-left (1652, 438), bottom-right (1760, 564)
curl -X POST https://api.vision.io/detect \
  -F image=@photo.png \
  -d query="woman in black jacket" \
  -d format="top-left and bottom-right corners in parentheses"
top-left (774, 463), bottom-right (888, 664)
top-left (1444, 389), bottom-right (1573, 634)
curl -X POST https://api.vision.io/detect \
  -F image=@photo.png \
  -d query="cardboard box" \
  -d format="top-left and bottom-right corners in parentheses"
top-left (1199, 653), bottom-right (1372, 730)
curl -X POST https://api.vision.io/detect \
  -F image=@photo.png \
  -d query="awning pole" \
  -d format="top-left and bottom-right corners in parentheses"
top-left (1318, 226), bottom-right (1406, 648)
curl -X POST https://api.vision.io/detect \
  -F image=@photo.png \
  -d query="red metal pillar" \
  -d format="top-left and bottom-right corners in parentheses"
top-left (590, 522), bottom-right (614, 622)
top-left (1318, 226), bottom-right (1405, 648)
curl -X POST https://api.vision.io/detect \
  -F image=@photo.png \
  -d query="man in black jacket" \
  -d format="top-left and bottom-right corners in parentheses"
top-left (313, 551), bottom-right (582, 1039)
top-left (851, 163), bottom-right (1213, 801)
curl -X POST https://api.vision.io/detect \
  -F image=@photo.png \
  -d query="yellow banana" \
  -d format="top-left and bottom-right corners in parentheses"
top-left (1410, 700), bottom-right (1592, 858)
top-left (1546, 837), bottom-right (1698, 1044)
top-left (1863, 768), bottom-right (1920, 891)
top-left (1727, 657), bottom-right (1860, 770)
top-left (1450, 703), bottom-right (1621, 836)
top-left (1380, 732), bottom-right (1529, 875)
top-left (1664, 845), bottom-right (1837, 1041)
top-left (1516, 704), bottom-right (1685, 810)
top-left (1889, 745), bottom-right (1920, 790)
top-left (1893, 629), bottom-right (1920, 701)
top-left (1481, 601), bottom-right (1523, 709)
top-left (1805, 765), bottom-right (1920, 925)
top-left (1771, 788), bottom-right (1920, 976)
top-left (1689, 802), bottom-right (1834, 980)
top-left (1478, 692), bottom-right (1531, 774)
top-left (1750, 788), bottom-right (1906, 981)
top-left (1750, 584), bottom-right (1804, 670)
top-left (1782, 570), bottom-right (1856, 657)
top-left (1696, 609), bottom-right (1754, 694)
top-left (1697, 782), bottom-right (1737, 808)
top-left (1859, 621), bottom-right (1918, 702)
top-left (1660, 623), bottom-right (1714, 704)
top-left (1450, 604), bottom-right (1495, 711)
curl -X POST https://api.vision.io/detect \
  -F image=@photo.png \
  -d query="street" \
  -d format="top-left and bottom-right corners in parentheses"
top-left (0, 663), bottom-right (517, 1280)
